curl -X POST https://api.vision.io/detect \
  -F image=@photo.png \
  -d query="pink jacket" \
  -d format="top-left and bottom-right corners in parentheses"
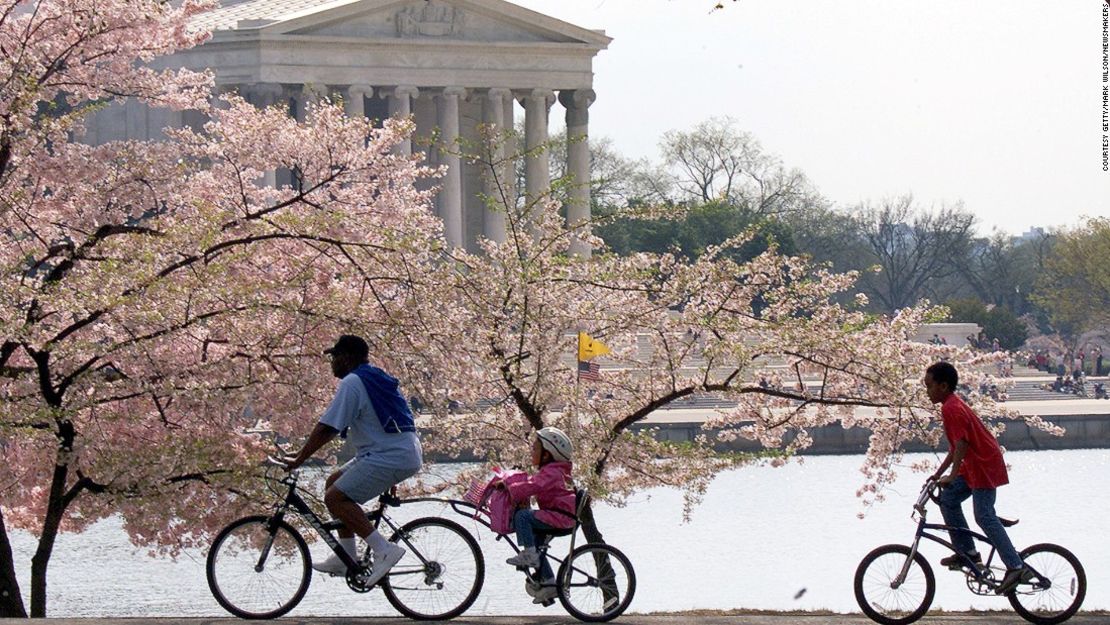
top-left (505, 461), bottom-right (576, 529)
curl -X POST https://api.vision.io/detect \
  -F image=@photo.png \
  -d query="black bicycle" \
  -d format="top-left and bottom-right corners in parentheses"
top-left (854, 477), bottom-right (1086, 625)
top-left (206, 461), bottom-right (484, 620)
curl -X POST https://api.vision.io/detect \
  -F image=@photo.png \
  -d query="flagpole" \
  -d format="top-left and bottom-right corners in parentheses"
top-left (574, 331), bottom-right (582, 434)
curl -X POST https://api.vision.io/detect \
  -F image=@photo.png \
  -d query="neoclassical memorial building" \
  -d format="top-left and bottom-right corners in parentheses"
top-left (85, 0), bottom-right (610, 254)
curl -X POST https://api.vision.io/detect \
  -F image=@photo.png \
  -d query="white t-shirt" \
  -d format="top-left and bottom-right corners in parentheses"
top-left (319, 373), bottom-right (423, 470)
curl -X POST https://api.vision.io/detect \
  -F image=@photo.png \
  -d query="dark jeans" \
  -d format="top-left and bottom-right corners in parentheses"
top-left (514, 508), bottom-right (556, 580)
top-left (937, 476), bottom-right (1024, 570)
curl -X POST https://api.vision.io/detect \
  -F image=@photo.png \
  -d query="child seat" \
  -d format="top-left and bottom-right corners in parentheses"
top-left (534, 488), bottom-right (588, 540)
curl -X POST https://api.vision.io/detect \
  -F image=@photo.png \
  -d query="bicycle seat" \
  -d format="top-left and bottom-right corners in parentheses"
top-left (1000, 517), bottom-right (1018, 527)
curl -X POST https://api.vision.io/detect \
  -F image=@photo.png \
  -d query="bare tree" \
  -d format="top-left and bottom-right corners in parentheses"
top-left (851, 196), bottom-right (977, 311)
top-left (956, 231), bottom-right (1039, 315)
top-left (660, 116), bottom-right (818, 216)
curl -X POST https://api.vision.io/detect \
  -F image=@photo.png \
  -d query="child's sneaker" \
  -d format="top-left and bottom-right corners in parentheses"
top-left (532, 579), bottom-right (558, 604)
top-left (506, 547), bottom-right (540, 568)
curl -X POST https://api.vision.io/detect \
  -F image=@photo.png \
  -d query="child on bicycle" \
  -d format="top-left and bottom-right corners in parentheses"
top-left (924, 361), bottom-right (1030, 594)
top-left (495, 426), bottom-right (576, 605)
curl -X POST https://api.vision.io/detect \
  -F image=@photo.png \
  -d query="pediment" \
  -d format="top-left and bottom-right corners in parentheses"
top-left (246, 0), bottom-right (610, 46)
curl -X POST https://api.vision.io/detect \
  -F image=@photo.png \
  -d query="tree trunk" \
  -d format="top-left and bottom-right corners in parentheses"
top-left (0, 508), bottom-right (28, 617)
top-left (30, 427), bottom-right (74, 617)
top-left (577, 500), bottom-right (619, 604)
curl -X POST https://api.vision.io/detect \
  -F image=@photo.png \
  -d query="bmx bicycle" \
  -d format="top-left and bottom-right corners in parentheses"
top-left (854, 477), bottom-right (1085, 625)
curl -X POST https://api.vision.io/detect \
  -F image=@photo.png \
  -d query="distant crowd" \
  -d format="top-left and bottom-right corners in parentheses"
top-left (1031, 345), bottom-right (1108, 400)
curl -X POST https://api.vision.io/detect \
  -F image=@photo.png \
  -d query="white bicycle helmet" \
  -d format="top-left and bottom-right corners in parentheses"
top-left (536, 426), bottom-right (573, 462)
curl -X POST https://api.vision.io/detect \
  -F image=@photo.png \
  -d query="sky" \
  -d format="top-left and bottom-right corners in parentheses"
top-left (513, 0), bottom-right (1109, 236)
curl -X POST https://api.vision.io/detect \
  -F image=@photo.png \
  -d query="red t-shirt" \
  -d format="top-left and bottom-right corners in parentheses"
top-left (941, 394), bottom-right (1009, 489)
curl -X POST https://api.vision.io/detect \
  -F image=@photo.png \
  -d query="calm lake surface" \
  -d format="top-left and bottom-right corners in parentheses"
top-left (10, 449), bottom-right (1109, 616)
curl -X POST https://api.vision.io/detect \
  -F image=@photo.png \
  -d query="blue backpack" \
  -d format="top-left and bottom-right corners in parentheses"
top-left (351, 364), bottom-right (416, 433)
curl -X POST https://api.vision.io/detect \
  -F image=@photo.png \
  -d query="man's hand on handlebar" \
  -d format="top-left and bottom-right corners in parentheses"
top-left (266, 453), bottom-right (302, 472)
top-left (281, 454), bottom-right (303, 471)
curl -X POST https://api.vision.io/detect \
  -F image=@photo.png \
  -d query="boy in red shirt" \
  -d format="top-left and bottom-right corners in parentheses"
top-left (924, 361), bottom-right (1030, 594)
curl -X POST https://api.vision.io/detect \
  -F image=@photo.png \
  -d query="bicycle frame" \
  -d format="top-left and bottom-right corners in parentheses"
top-left (895, 479), bottom-right (1047, 592)
top-left (264, 471), bottom-right (412, 575)
top-left (897, 509), bottom-right (1001, 585)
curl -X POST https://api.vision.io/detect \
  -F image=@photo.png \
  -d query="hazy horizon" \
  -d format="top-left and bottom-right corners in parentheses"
top-left (515, 0), bottom-right (1109, 236)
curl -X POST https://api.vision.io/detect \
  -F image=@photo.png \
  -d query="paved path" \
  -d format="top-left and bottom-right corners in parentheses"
top-left (2, 614), bottom-right (1106, 624)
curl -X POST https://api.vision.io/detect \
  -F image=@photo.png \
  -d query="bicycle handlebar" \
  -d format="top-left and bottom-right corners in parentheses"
top-left (913, 477), bottom-right (940, 515)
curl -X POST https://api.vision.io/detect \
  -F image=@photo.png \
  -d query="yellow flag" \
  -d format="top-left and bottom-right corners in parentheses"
top-left (578, 332), bottom-right (611, 361)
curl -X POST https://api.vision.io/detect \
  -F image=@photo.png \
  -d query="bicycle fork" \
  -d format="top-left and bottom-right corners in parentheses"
top-left (892, 534), bottom-right (926, 588)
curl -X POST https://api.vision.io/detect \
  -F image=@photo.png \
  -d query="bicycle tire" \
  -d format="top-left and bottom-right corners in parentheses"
top-left (206, 515), bottom-right (311, 619)
top-left (381, 516), bottom-right (485, 620)
top-left (1007, 543), bottom-right (1086, 625)
top-left (854, 544), bottom-right (935, 625)
top-left (556, 543), bottom-right (636, 623)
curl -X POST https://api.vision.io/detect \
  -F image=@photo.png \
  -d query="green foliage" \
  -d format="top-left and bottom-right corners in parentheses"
top-left (943, 298), bottom-right (1028, 349)
top-left (1033, 218), bottom-right (1110, 337)
top-left (597, 201), bottom-right (797, 263)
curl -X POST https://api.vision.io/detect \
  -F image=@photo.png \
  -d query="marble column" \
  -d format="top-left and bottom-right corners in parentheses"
top-left (245, 83), bottom-right (285, 187)
top-left (481, 88), bottom-right (512, 244)
top-left (523, 89), bottom-right (555, 224)
top-left (388, 85), bottom-right (419, 155)
top-left (344, 84), bottom-right (373, 119)
top-left (560, 89), bottom-right (596, 258)
top-left (299, 83), bottom-right (329, 121)
top-left (502, 90), bottom-right (518, 214)
top-left (437, 87), bottom-right (466, 248)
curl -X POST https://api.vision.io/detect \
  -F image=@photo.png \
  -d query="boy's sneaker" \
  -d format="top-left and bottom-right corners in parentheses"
top-left (940, 552), bottom-right (983, 571)
top-left (311, 553), bottom-right (350, 575)
top-left (995, 566), bottom-right (1034, 595)
top-left (506, 547), bottom-right (541, 568)
top-left (364, 543), bottom-right (406, 587)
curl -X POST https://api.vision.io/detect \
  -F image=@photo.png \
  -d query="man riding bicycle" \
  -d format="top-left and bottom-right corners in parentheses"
top-left (283, 334), bottom-right (423, 586)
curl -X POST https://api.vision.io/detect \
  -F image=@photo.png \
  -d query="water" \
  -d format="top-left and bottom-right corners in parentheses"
top-left (9, 449), bottom-right (1109, 616)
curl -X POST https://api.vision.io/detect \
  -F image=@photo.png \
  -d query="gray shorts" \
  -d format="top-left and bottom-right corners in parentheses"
top-left (333, 457), bottom-right (419, 504)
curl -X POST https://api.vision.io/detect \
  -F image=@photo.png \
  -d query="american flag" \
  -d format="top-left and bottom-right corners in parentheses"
top-left (578, 359), bottom-right (601, 382)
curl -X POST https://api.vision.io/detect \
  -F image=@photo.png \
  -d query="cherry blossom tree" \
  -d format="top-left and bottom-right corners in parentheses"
top-left (365, 134), bottom-right (1062, 541)
top-left (0, 0), bottom-right (443, 616)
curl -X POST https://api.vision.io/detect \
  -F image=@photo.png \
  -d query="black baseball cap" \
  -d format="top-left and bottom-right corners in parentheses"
top-left (324, 334), bottom-right (369, 360)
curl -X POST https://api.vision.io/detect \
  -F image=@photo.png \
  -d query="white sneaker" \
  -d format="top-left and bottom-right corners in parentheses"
top-left (311, 553), bottom-right (349, 575)
top-left (524, 578), bottom-right (540, 597)
top-left (532, 581), bottom-right (558, 604)
top-left (363, 543), bottom-right (406, 587)
top-left (506, 547), bottom-right (540, 568)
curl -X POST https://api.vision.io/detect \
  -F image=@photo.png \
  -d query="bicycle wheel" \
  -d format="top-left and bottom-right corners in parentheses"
top-left (381, 517), bottom-right (485, 620)
top-left (854, 544), bottom-right (935, 625)
top-left (556, 543), bottom-right (636, 622)
top-left (1007, 543), bottom-right (1086, 625)
top-left (206, 515), bottom-right (311, 619)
